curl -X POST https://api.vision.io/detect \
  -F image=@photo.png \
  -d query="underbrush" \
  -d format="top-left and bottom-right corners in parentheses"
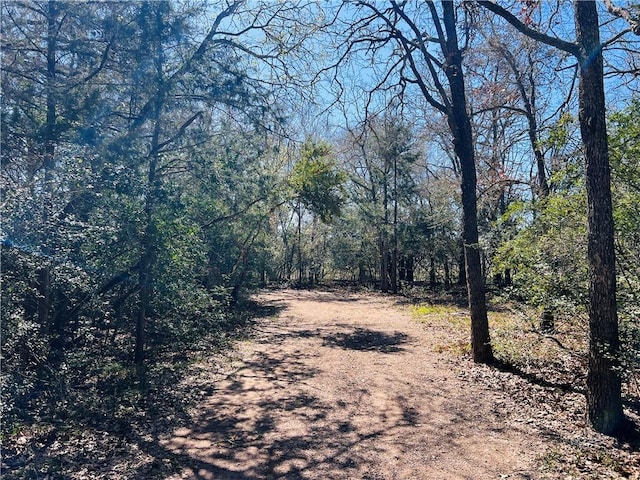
top-left (410, 293), bottom-right (639, 401)
top-left (0, 300), bottom-right (264, 480)
top-left (410, 290), bottom-right (640, 479)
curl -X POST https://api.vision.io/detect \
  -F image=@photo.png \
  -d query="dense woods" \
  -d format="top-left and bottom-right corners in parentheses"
top-left (2, 0), bottom-right (640, 476)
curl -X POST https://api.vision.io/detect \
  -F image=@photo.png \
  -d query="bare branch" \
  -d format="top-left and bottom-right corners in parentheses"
top-left (603, 0), bottom-right (640, 35)
top-left (477, 1), bottom-right (581, 57)
top-left (154, 111), bottom-right (204, 154)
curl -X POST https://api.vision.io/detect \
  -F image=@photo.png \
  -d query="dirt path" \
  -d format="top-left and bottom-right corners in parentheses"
top-left (162, 289), bottom-right (545, 479)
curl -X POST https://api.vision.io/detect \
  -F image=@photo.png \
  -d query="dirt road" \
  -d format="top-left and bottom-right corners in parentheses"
top-left (163, 289), bottom-right (544, 479)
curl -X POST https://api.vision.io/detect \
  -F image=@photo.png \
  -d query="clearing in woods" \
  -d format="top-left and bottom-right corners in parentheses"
top-left (162, 289), bottom-right (548, 479)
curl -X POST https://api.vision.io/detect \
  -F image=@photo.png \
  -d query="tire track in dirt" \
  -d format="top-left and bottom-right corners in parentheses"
top-left (162, 289), bottom-right (544, 479)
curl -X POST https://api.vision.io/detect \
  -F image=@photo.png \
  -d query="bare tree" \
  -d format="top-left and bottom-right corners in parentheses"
top-left (327, 1), bottom-right (493, 362)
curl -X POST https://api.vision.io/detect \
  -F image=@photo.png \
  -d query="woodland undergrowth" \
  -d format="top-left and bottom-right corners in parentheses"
top-left (409, 286), bottom-right (640, 480)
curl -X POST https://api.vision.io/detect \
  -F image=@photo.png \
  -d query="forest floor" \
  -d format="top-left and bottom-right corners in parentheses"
top-left (4, 288), bottom-right (639, 479)
top-left (162, 288), bottom-right (639, 479)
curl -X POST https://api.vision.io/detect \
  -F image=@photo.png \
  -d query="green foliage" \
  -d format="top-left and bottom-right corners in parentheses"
top-left (609, 98), bottom-right (640, 383)
top-left (493, 170), bottom-right (588, 315)
top-left (610, 98), bottom-right (640, 252)
top-left (539, 112), bottom-right (575, 154)
top-left (290, 139), bottom-right (347, 223)
top-left (493, 99), bottom-right (640, 389)
top-left (0, 0), bottom-right (287, 438)
top-left (412, 304), bottom-right (461, 316)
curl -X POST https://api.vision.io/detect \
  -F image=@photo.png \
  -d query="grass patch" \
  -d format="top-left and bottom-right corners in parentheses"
top-left (411, 303), bottom-right (461, 316)
top-left (539, 449), bottom-right (564, 471)
top-left (489, 306), bottom-right (588, 373)
top-left (411, 302), bottom-right (470, 355)
top-left (408, 290), bottom-right (639, 479)
top-left (410, 303), bottom-right (469, 328)
top-left (433, 338), bottom-right (471, 355)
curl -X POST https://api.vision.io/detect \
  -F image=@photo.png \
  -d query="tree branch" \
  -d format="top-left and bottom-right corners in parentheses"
top-left (603, 0), bottom-right (640, 35)
top-left (477, 1), bottom-right (581, 57)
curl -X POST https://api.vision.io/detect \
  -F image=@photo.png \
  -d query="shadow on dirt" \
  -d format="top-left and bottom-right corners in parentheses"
top-left (1, 297), bottom-right (287, 480)
top-left (143, 347), bottom-right (441, 480)
top-left (322, 327), bottom-right (410, 353)
top-left (492, 358), bottom-right (584, 395)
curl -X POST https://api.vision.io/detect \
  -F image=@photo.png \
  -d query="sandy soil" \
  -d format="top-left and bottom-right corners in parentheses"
top-left (161, 289), bottom-right (547, 479)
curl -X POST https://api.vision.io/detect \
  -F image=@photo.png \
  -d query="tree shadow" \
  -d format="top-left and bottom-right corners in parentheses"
top-left (2, 298), bottom-right (285, 480)
top-left (322, 327), bottom-right (410, 353)
top-left (492, 358), bottom-right (584, 395)
top-left (288, 288), bottom-right (365, 303)
top-left (147, 386), bottom-right (464, 480)
top-left (492, 359), bottom-right (640, 444)
top-left (237, 297), bottom-right (286, 321)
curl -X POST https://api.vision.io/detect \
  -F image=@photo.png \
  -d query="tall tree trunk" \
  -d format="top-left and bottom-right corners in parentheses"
top-left (429, 256), bottom-right (437, 288)
top-left (525, 52), bottom-right (550, 199)
top-left (399, 257), bottom-right (406, 282)
top-left (379, 231), bottom-right (389, 293)
top-left (135, 246), bottom-right (153, 367)
top-left (381, 165), bottom-right (390, 293)
top-left (478, 0), bottom-right (627, 434)
top-left (297, 199), bottom-right (303, 288)
top-left (442, 1), bottom-right (493, 364)
top-left (575, 0), bottom-right (624, 435)
top-left (135, 14), bottom-right (164, 368)
top-left (41, 0), bottom-right (56, 355)
top-left (309, 216), bottom-right (317, 287)
top-left (135, 128), bottom-right (160, 368)
top-left (390, 227), bottom-right (398, 293)
top-left (406, 254), bottom-right (414, 284)
top-left (390, 225), bottom-right (398, 293)
top-left (500, 43), bottom-right (550, 198)
top-left (391, 153), bottom-right (399, 294)
top-left (517, 47), bottom-right (554, 330)
top-left (444, 258), bottom-right (451, 289)
top-left (458, 242), bottom-right (466, 286)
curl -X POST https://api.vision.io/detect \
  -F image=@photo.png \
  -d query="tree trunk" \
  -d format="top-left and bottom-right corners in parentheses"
top-left (381, 163), bottom-right (390, 293)
top-left (523, 57), bottom-right (554, 331)
top-left (478, 0), bottom-right (627, 431)
top-left (406, 254), bottom-right (414, 284)
top-left (379, 232), bottom-right (389, 293)
top-left (358, 262), bottom-right (367, 284)
top-left (261, 264), bottom-right (267, 288)
top-left (540, 309), bottom-right (555, 333)
top-left (391, 152), bottom-right (399, 294)
top-left (135, 162), bottom-right (158, 367)
top-left (575, 0), bottom-right (624, 435)
top-left (458, 243), bottom-right (466, 286)
top-left (297, 199), bottom-right (303, 288)
top-left (442, 1), bottom-right (493, 364)
top-left (40, 0), bottom-right (56, 349)
top-left (309, 216), bottom-right (317, 288)
top-left (502, 44), bottom-right (550, 198)
top-left (444, 258), bottom-right (451, 290)
top-left (429, 256), bottom-right (437, 288)
top-left (135, 250), bottom-right (153, 366)
top-left (391, 231), bottom-right (398, 294)
top-left (135, 18), bottom-right (164, 368)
